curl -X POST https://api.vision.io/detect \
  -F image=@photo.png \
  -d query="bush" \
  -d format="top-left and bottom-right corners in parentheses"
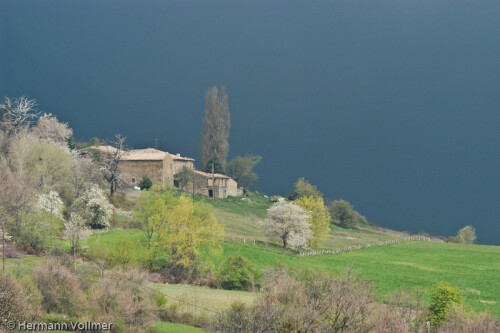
top-left (216, 267), bottom-right (376, 333)
top-left (108, 235), bottom-right (136, 267)
top-left (140, 176), bottom-right (152, 190)
top-left (11, 211), bottom-right (53, 253)
top-left (218, 253), bottom-right (261, 291)
top-left (0, 274), bottom-right (33, 322)
top-left (329, 200), bottom-right (356, 227)
top-left (428, 282), bottom-right (464, 327)
top-left (33, 260), bottom-right (86, 317)
top-left (438, 305), bottom-right (500, 333)
top-left (89, 269), bottom-right (158, 329)
top-left (372, 288), bottom-right (428, 333)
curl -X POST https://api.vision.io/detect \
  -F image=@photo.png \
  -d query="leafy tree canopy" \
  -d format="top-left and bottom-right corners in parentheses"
top-left (295, 195), bottom-right (331, 248)
top-left (288, 178), bottom-right (322, 200)
top-left (135, 188), bottom-right (224, 269)
top-left (174, 166), bottom-right (194, 188)
top-left (226, 155), bottom-right (262, 189)
top-left (329, 200), bottom-right (355, 228)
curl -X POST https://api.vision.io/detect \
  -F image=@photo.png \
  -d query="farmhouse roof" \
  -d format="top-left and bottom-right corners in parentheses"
top-left (194, 170), bottom-right (230, 179)
top-left (90, 146), bottom-right (194, 162)
top-left (121, 148), bottom-right (167, 161)
top-left (120, 148), bottom-right (195, 162)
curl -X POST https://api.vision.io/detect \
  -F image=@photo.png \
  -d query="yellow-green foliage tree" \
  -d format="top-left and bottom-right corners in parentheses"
top-left (159, 196), bottom-right (223, 268)
top-left (135, 188), bottom-right (224, 269)
top-left (295, 195), bottom-right (331, 248)
top-left (288, 177), bottom-right (322, 201)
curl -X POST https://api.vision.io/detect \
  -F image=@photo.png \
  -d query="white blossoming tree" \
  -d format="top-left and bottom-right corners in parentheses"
top-left (64, 213), bottom-right (92, 254)
top-left (261, 200), bottom-right (312, 250)
top-left (74, 184), bottom-right (112, 229)
top-left (32, 113), bottom-right (73, 145)
top-left (37, 191), bottom-right (64, 220)
top-left (36, 191), bottom-right (64, 243)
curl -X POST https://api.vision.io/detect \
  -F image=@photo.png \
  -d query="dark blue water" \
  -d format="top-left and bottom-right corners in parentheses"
top-left (1, 1), bottom-right (499, 245)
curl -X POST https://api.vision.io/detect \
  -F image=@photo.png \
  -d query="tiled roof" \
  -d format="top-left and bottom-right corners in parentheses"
top-left (93, 146), bottom-right (195, 162)
top-left (194, 170), bottom-right (230, 179)
top-left (121, 148), bottom-right (167, 161)
top-left (171, 154), bottom-right (195, 162)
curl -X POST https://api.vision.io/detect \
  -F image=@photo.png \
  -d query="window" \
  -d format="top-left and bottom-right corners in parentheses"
top-left (132, 178), bottom-right (136, 184)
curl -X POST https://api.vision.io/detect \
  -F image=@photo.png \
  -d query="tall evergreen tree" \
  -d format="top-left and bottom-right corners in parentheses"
top-left (200, 86), bottom-right (230, 167)
top-left (202, 154), bottom-right (225, 174)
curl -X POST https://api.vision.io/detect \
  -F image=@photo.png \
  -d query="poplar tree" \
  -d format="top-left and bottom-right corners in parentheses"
top-left (200, 86), bottom-right (230, 167)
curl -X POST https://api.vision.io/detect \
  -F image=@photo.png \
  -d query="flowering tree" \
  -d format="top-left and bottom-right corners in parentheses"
top-left (457, 225), bottom-right (476, 244)
top-left (36, 191), bottom-right (64, 220)
top-left (32, 113), bottom-right (73, 145)
top-left (37, 191), bottom-right (64, 243)
top-left (74, 184), bottom-right (112, 229)
top-left (261, 200), bottom-right (311, 250)
top-left (64, 213), bottom-right (92, 253)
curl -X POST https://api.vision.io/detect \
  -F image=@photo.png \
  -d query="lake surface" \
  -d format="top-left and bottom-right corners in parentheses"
top-left (1, 0), bottom-right (499, 245)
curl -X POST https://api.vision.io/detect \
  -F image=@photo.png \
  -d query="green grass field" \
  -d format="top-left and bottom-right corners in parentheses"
top-left (85, 228), bottom-right (500, 318)
top-left (152, 283), bottom-right (256, 317)
top-left (151, 322), bottom-right (208, 333)
top-left (217, 241), bottom-right (500, 317)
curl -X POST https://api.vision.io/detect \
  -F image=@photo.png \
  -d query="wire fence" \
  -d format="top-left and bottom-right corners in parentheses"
top-left (223, 234), bottom-right (444, 257)
top-left (299, 236), bottom-right (444, 257)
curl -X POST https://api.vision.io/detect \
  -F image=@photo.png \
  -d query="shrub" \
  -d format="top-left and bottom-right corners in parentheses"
top-left (372, 288), bottom-right (428, 333)
top-left (216, 267), bottom-right (376, 333)
top-left (108, 235), bottom-right (136, 267)
top-left (140, 176), bottom-right (152, 190)
top-left (12, 210), bottom-right (52, 253)
top-left (329, 199), bottom-right (356, 227)
top-left (0, 274), bottom-right (33, 322)
top-left (428, 282), bottom-right (464, 327)
top-left (89, 269), bottom-right (158, 329)
top-left (218, 253), bottom-right (261, 291)
top-left (438, 304), bottom-right (500, 333)
top-left (33, 260), bottom-right (86, 317)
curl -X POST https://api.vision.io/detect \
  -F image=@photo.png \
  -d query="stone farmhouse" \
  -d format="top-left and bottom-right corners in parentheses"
top-left (93, 146), bottom-right (241, 198)
top-left (188, 170), bottom-right (239, 198)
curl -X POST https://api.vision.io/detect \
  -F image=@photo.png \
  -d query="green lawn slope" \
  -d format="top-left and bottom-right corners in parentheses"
top-left (86, 228), bottom-right (500, 318)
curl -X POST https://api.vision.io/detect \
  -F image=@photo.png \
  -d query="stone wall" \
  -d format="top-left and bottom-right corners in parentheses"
top-left (120, 160), bottom-right (164, 187)
top-left (172, 160), bottom-right (194, 174)
top-left (180, 173), bottom-right (241, 198)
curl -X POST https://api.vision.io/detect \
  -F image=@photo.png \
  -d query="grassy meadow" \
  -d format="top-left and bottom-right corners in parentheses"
top-left (5, 192), bottom-right (498, 333)
top-left (79, 193), bottom-right (500, 318)
top-left (152, 283), bottom-right (256, 316)
top-left (83, 227), bottom-right (500, 318)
